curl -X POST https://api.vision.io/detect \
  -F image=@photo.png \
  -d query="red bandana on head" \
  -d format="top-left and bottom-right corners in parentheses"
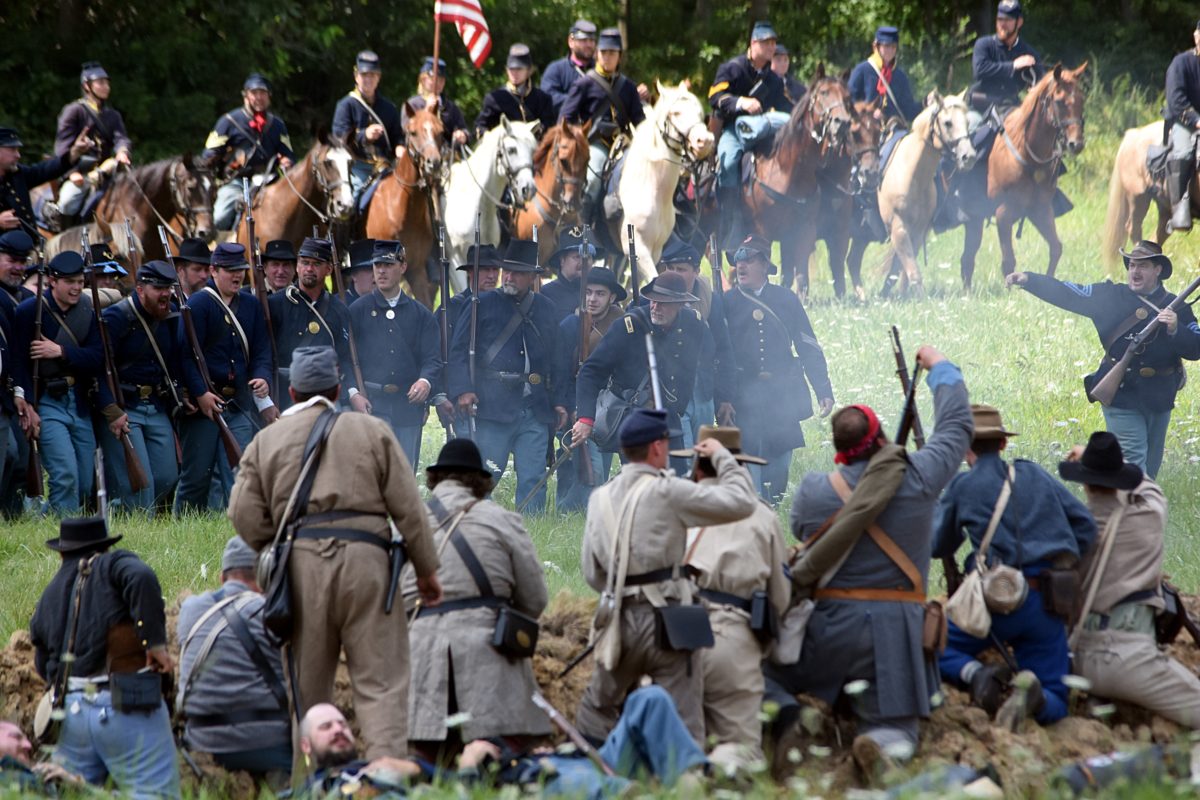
top-left (834, 404), bottom-right (881, 465)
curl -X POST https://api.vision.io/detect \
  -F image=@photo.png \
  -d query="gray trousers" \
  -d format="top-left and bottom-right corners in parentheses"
top-left (1170, 122), bottom-right (1196, 164)
top-left (1075, 628), bottom-right (1200, 729)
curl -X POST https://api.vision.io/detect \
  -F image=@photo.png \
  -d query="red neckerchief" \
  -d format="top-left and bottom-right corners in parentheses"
top-left (248, 112), bottom-right (267, 134)
top-left (876, 61), bottom-right (894, 98)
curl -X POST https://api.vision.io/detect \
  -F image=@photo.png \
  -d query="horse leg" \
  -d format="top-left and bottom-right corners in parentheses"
top-left (826, 229), bottom-right (850, 300)
top-left (847, 236), bottom-right (868, 302)
top-left (890, 219), bottom-right (921, 298)
top-left (960, 217), bottom-right (984, 292)
top-left (1026, 201), bottom-right (1063, 278)
top-left (1153, 198), bottom-right (1170, 245)
top-left (1129, 193), bottom-right (1150, 245)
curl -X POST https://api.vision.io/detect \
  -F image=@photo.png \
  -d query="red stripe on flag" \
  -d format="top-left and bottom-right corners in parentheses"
top-left (434, 0), bottom-right (491, 67)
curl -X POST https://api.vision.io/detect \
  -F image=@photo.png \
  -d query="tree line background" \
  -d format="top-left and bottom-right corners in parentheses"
top-left (0, 0), bottom-right (1193, 162)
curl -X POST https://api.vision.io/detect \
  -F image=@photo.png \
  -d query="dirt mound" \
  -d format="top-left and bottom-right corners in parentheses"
top-left (0, 630), bottom-right (45, 734)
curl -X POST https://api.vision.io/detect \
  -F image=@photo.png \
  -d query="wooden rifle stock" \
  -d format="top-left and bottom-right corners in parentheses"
top-left (328, 231), bottom-right (369, 409)
top-left (243, 179), bottom-right (278, 404)
top-left (82, 230), bottom-right (149, 493)
top-left (890, 326), bottom-right (926, 449)
top-left (574, 226), bottom-right (595, 486)
top-left (1088, 270), bottom-right (1200, 405)
top-left (626, 224), bottom-right (640, 305)
top-left (25, 250), bottom-right (45, 498)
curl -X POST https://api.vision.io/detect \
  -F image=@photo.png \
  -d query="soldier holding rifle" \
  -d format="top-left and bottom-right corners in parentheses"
top-left (1008, 240), bottom-right (1200, 477)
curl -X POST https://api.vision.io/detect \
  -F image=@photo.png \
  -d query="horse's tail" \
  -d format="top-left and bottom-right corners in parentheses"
top-left (1102, 130), bottom-right (1136, 273)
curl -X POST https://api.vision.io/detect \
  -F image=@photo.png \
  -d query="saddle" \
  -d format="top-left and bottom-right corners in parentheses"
top-left (358, 168), bottom-right (390, 215)
top-left (1146, 145), bottom-right (1170, 184)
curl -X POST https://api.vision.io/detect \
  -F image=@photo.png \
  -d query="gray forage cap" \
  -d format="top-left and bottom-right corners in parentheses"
top-left (221, 536), bottom-right (258, 572)
top-left (290, 346), bottom-right (340, 393)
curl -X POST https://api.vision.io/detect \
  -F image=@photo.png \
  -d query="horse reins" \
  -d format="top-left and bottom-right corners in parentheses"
top-left (460, 130), bottom-right (532, 214)
top-left (1006, 83), bottom-right (1083, 170)
top-left (276, 153), bottom-right (335, 224)
top-left (121, 161), bottom-right (199, 242)
top-left (520, 127), bottom-right (582, 227)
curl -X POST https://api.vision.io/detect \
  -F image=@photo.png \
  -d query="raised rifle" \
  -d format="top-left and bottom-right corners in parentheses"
top-left (531, 692), bottom-right (615, 777)
top-left (123, 218), bottom-right (140, 273)
top-left (82, 228), bottom-right (150, 493)
top-left (243, 178), bottom-right (278, 404)
top-left (436, 224), bottom-right (455, 437)
top-left (627, 223), bottom-right (640, 305)
top-left (891, 325), bottom-right (925, 449)
top-left (466, 211), bottom-right (481, 439)
top-left (159, 225), bottom-right (242, 468)
top-left (94, 447), bottom-right (107, 521)
top-left (1088, 270), bottom-right (1200, 405)
top-left (25, 245), bottom-right (45, 498)
top-left (328, 227), bottom-right (369, 412)
top-left (573, 226), bottom-right (596, 487)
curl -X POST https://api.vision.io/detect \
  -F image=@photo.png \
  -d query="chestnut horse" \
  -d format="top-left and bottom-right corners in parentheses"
top-left (45, 156), bottom-right (215, 261)
top-left (238, 135), bottom-right (355, 256)
top-left (363, 102), bottom-right (445, 307)
top-left (960, 62), bottom-right (1087, 287)
top-left (513, 120), bottom-right (589, 265)
top-left (744, 66), bottom-right (853, 299)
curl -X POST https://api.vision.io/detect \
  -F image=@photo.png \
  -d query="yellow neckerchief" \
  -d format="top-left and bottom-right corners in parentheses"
top-left (506, 81), bottom-right (530, 98)
top-left (351, 88), bottom-right (375, 106)
top-left (596, 64), bottom-right (616, 80)
top-left (80, 96), bottom-right (103, 113)
top-left (868, 52), bottom-right (886, 71)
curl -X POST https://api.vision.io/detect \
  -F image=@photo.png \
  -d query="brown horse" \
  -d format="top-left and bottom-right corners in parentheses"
top-left (513, 120), bottom-right (589, 264)
top-left (812, 98), bottom-right (883, 300)
top-left (237, 134), bottom-right (355, 256)
top-left (46, 156), bottom-right (215, 261)
top-left (744, 66), bottom-right (853, 299)
top-left (960, 63), bottom-right (1087, 287)
top-left (364, 102), bottom-right (445, 307)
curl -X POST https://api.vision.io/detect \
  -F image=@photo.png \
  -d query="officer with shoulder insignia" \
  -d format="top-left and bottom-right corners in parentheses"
top-left (96, 260), bottom-right (185, 512)
top-left (541, 19), bottom-right (598, 116)
top-left (0, 126), bottom-right (91, 235)
top-left (201, 73), bottom-right (296, 233)
top-left (261, 239), bottom-right (296, 293)
top-left (573, 271), bottom-right (716, 476)
top-left (343, 239), bottom-right (377, 304)
top-left (475, 45), bottom-right (557, 139)
top-left (44, 61), bottom-right (133, 231)
top-left (1008, 241), bottom-right (1200, 478)
top-left (0, 230), bottom-right (35, 324)
top-left (173, 237), bottom-right (213, 300)
top-left (448, 239), bottom-right (563, 512)
top-left (175, 243), bottom-right (276, 514)
top-left (771, 45), bottom-right (807, 106)
top-left (346, 240), bottom-right (441, 469)
top-left (14, 252), bottom-right (103, 515)
top-left (404, 58), bottom-right (470, 148)
top-left (709, 21), bottom-right (793, 247)
top-left (723, 236), bottom-right (833, 503)
top-left (333, 50), bottom-right (405, 201)
top-left (541, 226), bottom-right (598, 323)
top-left (268, 237), bottom-right (351, 411)
top-left (560, 28), bottom-right (646, 226)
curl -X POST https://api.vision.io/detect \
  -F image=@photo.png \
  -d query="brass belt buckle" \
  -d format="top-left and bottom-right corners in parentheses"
top-left (65, 375), bottom-right (76, 387)
top-left (383, 384), bottom-right (401, 394)
top-left (220, 386), bottom-right (236, 398)
top-left (1139, 367), bottom-right (1155, 378)
top-left (528, 373), bottom-right (542, 385)
top-left (138, 385), bottom-right (154, 400)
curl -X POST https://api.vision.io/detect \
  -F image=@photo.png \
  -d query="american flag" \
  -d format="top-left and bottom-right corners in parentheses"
top-left (434, 0), bottom-right (492, 68)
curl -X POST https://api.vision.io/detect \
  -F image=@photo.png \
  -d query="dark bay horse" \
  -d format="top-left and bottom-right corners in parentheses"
top-left (364, 102), bottom-right (444, 307)
top-left (46, 156), bottom-right (215, 260)
top-left (513, 120), bottom-right (588, 265)
top-left (743, 66), bottom-right (853, 300)
top-left (960, 62), bottom-right (1087, 287)
top-left (237, 134), bottom-right (355, 256)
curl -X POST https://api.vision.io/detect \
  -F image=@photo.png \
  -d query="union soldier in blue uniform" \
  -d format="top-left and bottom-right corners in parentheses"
top-left (1163, 21), bottom-right (1200, 231)
top-left (771, 45), bottom-right (807, 106)
top-left (475, 45), bottom-right (557, 139)
top-left (0, 231), bottom-right (35, 516)
top-left (332, 50), bottom-right (405, 200)
top-left (267, 237), bottom-right (351, 410)
top-left (723, 236), bottom-right (833, 502)
top-left (708, 21), bottom-right (793, 246)
top-left (0, 230), bottom-right (35, 324)
top-left (404, 58), bottom-right (470, 148)
top-left (848, 27), bottom-right (921, 127)
top-left (173, 237), bottom-right (213, 300)
top-left (13, 252), bottom-right (104, 514)
top-left (201, 74), bottom-right (296, 232)
top-left (968, 0), bottom-right (1044, 125)
top-left (439, 243), bottom-right (502, 340)
top-left (1008, 241), bottom-right (1200, 478)
top-left (261, 238), bottom-right (296, 293)
top-left (174, 243), bottom-right (275, 514)
top-left (572, 271), bottom-right (716, 476)
top-left (553, 265), bottom-right (625, 511)
top-left (88, 242), bottom-right (128, 295)
top-left (448, 239), bottom-right (563, 512)
top-left (346, 240), bottom-right (441, 469)
top-left (560, 28), bottom-right (646, 226)
top-left (45, 61), bottom-right (134, 230)
top-left (541, 19), bottom-right (597, 115)
top-left (0, 126), bottom-right (90, 235)
top-left (541, 226), bottom-right (599, 323)
top-left (343, 238), bottom-right (376, 304)
top-left (96, 260), bottom-right (185, 512)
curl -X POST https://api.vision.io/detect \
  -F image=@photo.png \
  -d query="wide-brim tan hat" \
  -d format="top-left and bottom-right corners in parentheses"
top-left (670, 425), bottom-right (767, 464)
top-left (971, 403), bottom-right (1019, 439)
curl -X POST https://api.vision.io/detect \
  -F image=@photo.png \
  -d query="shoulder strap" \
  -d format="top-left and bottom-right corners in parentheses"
top-left (178, 592), bottom-right (252, 715)
top-left (449, 529), bottom-right (497, 598)
top-left (350, 92), bottom-right (391, 150)
top-left (127, 298), bottom-right (182, 406)
top-left (75, 100), bottom-right (112, 144)
top-left (222, 111), bottom-right (267, 160)
top-left (286, 287), bottom-right (335, 341)
top-left (1070, 496), bottom-right (1130, 647)
top-left (42, 297), bottom-right (83, 348)
top-left (1101, 306), bottom-right (1153, 352)
top-left (53, 553), bottom-right (101, 705)
top-left (268, 406), bottom-right (339, 552)
top-left (482, 292), bottom-right (535, 369)
top-left (585, 71), bottom-right (631, 129)
top-left (734, 287), bottom-right (792, 340)
top-left (218, 600), bottom-right (289, 710)
top-left (201, 287), bottom-right (251, 364)
top-left (827, 470), bottom-right (923, 594)
top-left (977, 464), bottom-right (1015, 564)
top-left (865, 61), bottom-right (910, 126)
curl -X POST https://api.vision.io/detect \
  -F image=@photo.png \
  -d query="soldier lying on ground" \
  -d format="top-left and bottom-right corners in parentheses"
top-left (0, 719), bottom-right (83, 796)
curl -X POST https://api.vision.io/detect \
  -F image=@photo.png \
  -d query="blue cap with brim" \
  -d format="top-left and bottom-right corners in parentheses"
top-left (243, 73), bottom-right (271, 92)
top-left (751, 21), bottom-right (778, 42)
top-left (420, 57), bottom-right (447, 75)
top-left (137, 260), bottom-right (177, 286)
top-left (619, 408), bottom-right (671, 447)
top-left (211, 242), bottom-right (249, 270)
top-left (48, 252), bottom-right (85, 277)
top-left (997, 0), bottom-right (1022, 19)
top-left (0, 230), bottom-right (33, 256)
top-left (597, 28), bottom-right (623, 51)
top-left (875, 26), bottom-right (899, 44)
top-left (0, 128), bottom-right (23, 149)
top-left (81, 61), bottom-right (109, 83)
top-left (356, 50), bottom-right (382, 73)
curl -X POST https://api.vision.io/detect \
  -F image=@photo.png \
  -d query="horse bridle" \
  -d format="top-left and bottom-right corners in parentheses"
top-left (309, 150), bottom-right (350, 221)
top-left (927, 102), bottom-right (971, 157)
top-left (167, 161), bottom-right (212, 237)
top-left (529, 127), bottom-right (583, 224)
top-left (656, 95), bottom-right (706, 170)
top-left (804, 89), bottom-right (850, 152)
top-left (1021, 83), bottom-right (1083, 166)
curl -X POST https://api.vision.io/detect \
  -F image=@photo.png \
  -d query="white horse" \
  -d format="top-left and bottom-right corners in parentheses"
top-left (443, 117), bottom-right (539, 288)
top-left (616, 80), bottom-right (714, 287)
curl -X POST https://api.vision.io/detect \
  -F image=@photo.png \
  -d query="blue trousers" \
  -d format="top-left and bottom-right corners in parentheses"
top-left (475, 408), bottom-right (551, 513)
top-left (585, 142), bottom-right (608, 209)
top-left (556, 439), bottom-right (611, 513)
top-left (717, 111), bottom-right (790, 187)
top-left (174, 407), bottom-right (255, 515)
top-left (56, 690), bottom-right (181, 799)
top-left (749, 449), bottom-right (792, 504)
top-left (213, 181), bottom-right (242, 232)
top-left (938, 585), bottom-right (1070, 724)
top-left (680, 384), bottom-right (715, 449)
top-left (39, 389), bottom-right (96, 514)
top-left (1102, 405), bottom-right (1171, 479)
top-left (544, 686), bottom-right (707, 797)
top-left (387, 420), bottom-right (423, 472)
top-left (99, 401), bottom-right (178, 512)
top-left (349, 160), bottom-right (374, 198)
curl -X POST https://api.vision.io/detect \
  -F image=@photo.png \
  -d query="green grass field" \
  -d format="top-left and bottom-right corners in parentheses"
top-left (4, 92), bottom-right (1200, 797)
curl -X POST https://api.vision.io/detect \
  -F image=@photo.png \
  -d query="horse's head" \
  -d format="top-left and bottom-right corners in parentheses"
top-left (1047, 62), bottom-right (1087, 156)
top-left (540, 121), bottom-right (589, 216)
top-left (497, 116), bottom-right (539, 206)
top-left (314, 131), bottom-right (355, 222)
top-left (803, 66), bottom-right (853, 157)
top-left (403, 100), bottom-right (446, 184)
top-left (848, 99), bottom-right (884, 193)
top-left (929, 91), bottom-right (977, 171)
top-left (173, 153), bottom-right (215, 242)
top-left (653, 80), bottom-right (714, 163)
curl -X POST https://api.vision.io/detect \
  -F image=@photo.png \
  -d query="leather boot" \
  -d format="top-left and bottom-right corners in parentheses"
top-left (1168, 159), bottom-right (1193, 232)
top-left (968, 663), bottom-right (1012, 716)
top-left (718, 186), bottom-right (747, 251)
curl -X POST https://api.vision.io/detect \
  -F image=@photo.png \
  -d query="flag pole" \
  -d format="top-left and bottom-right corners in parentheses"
top-left (431, 2), bottom-right (441, 85)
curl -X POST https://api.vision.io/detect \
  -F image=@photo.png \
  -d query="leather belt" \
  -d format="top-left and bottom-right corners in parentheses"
top-left (44, 377), bottom-right (77, 395)
top-left (363, 381), bottom-right (404, 394)
top-left (415, 596), bottom-right (506, 618)
top-left (1137, 366), bottom-right (1176, 378)
top-left (219, 386), bottom-right (237, 398)
top-left (625, 566), bottom-right (695, 586)
top-left (120, 383), bottom-right (157, 401)
top-left (186, 708), bottom-right (290, 728)
top-left (699, 588), bottom-right (752, 612)
top-left (294, 527), bottom-right (388, 549)
top-left (485, 369), bottom-right (543, 386)
top-left (813, 587), bottom-right (926, 603)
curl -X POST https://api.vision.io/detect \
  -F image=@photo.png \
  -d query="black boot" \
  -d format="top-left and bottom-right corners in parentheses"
top-left (718, 187), bottom-right (747, 251)
top-left (969, 663), bottom-right (1012, 716)
top-left (1168, 159), bottom-right (1193, 232)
